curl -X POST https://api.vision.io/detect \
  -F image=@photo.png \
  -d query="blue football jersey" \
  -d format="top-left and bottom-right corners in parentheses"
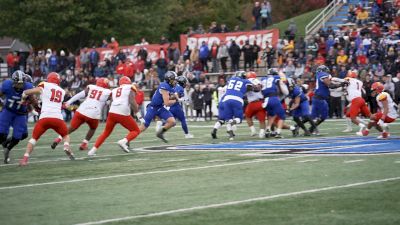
top-left (171, 84), bottom-right (184, 107)
top-left (150, 82), bottom-right (174, 107)
top-left (261, 75), bottom-right (280, 97)
top-left (290, 86), bottom-right (307, 102)
top-left (0, 80), bottom-right (33, 114)
top-left (225, 76), bottom-right (251, 99)
top-left (315, 71), bottom-right (331, 99)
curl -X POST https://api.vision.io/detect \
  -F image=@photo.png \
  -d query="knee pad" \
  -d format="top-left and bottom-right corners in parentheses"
top-left (28, 138), bottom-right (37, 146)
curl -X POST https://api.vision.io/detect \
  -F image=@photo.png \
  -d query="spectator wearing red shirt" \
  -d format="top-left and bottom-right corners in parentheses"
top-left (317, 37), bottom-right (327, 57)
top-left (314, 52), bottom-right (326, 65)
top-left (6, 51), bottom-right (14, 75)
top-left (108, 37), bottom-right (119, 54)
top-left (370, 23), bottom-right (381, 39)
top-left (210, 41), bottom-right (219, 73)
top-left (135, 56), bottom-right (145, 72)
top-left (356, 51), bottom-right (368, 66)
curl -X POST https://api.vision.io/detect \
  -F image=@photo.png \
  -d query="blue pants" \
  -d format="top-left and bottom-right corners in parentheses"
top-left (221, 99), bottom-right (243, 121)
top-left (170, 104), bottom-right (188, 134)
top-left (265, 96), bottom-right (286, 120)
top-left (144, 105), bottom-right (173, 128)
top-left (311, 97), bottom-right (329, 120)
top-left (292, 100), bottom-right (310, 118)
top-left (0, 109), bottom-right (28, 139)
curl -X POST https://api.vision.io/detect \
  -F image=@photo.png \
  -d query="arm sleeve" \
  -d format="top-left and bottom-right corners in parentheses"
top-left (66, 90), bottom-right (86, 105)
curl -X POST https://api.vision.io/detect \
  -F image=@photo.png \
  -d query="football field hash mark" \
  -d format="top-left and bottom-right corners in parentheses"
top-left (344, 159), bottom-right (364, 164)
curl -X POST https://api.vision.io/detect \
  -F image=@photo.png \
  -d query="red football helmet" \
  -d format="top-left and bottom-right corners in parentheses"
top-left (347, 70), bottom-right (358, 78)
top-left (246, 71), bottom-right (257, 79)
top-left (371, 82), bottom-right (384, 93)
top-left (119, 76), bottom-right (131, 86)
top-left (47, 72), bottom-right (61, 85)
top-left (96, 78), bottom-right (109, 88)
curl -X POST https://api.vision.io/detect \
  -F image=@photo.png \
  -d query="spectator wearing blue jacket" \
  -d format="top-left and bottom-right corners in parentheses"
top-left (199, 41), bottom-right (209, 72)
top-left (48, 51), bottom-right (58, 72)
top-left (89, 47), bottom-right (100, 75)
top-left (326, 35), bottom-right (335, 52)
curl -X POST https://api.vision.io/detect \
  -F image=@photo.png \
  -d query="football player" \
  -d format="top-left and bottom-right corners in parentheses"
top-left (358, 82), bottom-right (398, 139)
top-left (139, 71), bottom-right (177, 143)
top-left (51, 78), bottom-right (112, 150)
top-left (211, 79), bottom-right (229, 139)
top-left (217, 71), bottom-right (253, 140)
top-left (244, 71), bottom-right (266, 138)
top-left (88, 76), bottom-right (141, 155)
top-left (261, 68), bottom-right (289, 138)
top-left (287, 78), bottom-right (317, 136)
top-left (19, 72), bottom-right (75, 166)
top-left (0, 71), bottom-right (34, 163)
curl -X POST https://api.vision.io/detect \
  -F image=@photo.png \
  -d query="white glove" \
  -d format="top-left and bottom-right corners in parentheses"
top-left (136, 112), bottom-right (145, 124)
top-left (377, 119), bottom-right (384, 126)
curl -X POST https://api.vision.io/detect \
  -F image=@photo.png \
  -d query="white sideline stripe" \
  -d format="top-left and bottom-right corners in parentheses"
top-left (207, 159), bottom-right (229, 163)
top-left (127, 158), bottom-right (149, 162)
top-left (163, 159), bottom-right (188, 162)
top-left (395, 161), bottom-right (400, 164)
top-left (0, 155), bottom-right (307, 191)
top-left (74, 176), bottom-right (400, 225)
top-left (297, 159), bottom-right (320, 163)
top-left (344, 159), bottom-right (364, 164)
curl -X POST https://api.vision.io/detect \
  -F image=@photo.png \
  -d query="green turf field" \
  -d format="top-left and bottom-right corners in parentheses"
top-left (0, 119), bottom-right (399, 225)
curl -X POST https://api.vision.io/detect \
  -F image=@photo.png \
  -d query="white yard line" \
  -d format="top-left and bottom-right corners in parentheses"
top-left (207, 159), bottom-right (229, 163)
top-left (74, 176), bottom-right (400, 225)
top-left (0, 155), bottom-right (307, 191)
top-left (297, 159), bottom-right (320, 163)
top-left (127, 158), bottom-right (149, 162)
top-left (163, 159), bottom-right (189, 163)
top-left (343, 159), bottom-right (364, 164)
top-left (394, 161), bottom-right (400, 164)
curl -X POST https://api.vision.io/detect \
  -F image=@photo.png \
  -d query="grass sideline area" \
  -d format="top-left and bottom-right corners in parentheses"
top-left (0, 119), bottom-right (399, 225)
top-left (267, 8), bottom-right (323, 37)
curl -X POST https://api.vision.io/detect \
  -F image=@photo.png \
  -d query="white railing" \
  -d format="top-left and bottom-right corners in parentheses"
top-left (305, 0), bottom-right (344, 39)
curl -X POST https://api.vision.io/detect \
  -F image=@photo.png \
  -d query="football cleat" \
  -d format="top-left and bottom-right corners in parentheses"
top-left (377, 132), bottom-right (389, 139)
top-left (185, 133), bottom-right (194, 139)
top-left (211, 129), bottom-right (217, 139)
top-left (156, 130), bottom-right (168, 143)
top-left (227, 130), bottom-right (235, 141)
top-left (51, 137), bottom-right (62, 150)
top-left (250, 130), bottom-right (257, 137)
top-left (3, 147), bottom-right (10, 164)
top-left (342, 128), bottom-right (353, 133)
top-left (259, 130), bottom-right (265, 139)
top-left (19, 156), bottom-right (29, 166)
top-left (117, 139), bottom-right (130, 153)
top-left (88, 148), bottom-right (97, 157)
top-left (64, 149), bottom-right (75, 160)
top-left (79, 142), bottom-right (88, 151)
top-left (292, 126), bottom-right (299, 137)
top-left (275, 133), bottom-right (283, 138)
top-left (304, 131), bottom-right (311, 136)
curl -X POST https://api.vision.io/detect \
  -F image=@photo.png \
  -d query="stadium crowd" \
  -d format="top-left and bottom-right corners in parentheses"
top-left (1, 0), bottom-right (400, 122)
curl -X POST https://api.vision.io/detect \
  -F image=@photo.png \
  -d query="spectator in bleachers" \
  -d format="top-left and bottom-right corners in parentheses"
top-left (242, 40), bottom-right (253, 70)
top-left (260, 2), bottom-right (269, 29)
top-left (48, 50), bottom-right (58, 72)
top-left (209, 21), bottom-right (221, 33)
top-left (252, 1), bottom-right (261, 30)
top-left (285, 19), bottom-right (297, 41)
top-left (160, 35), bottom-right (169, 44)
top-left (220, 24), bottom-right (229, 33)
top-left (336, 50), bottom-right (348, 66)
top-left (168, 44), bottom-right (180, 64)
top-left (156, 54), bottom-right (168, 81)
top-left (108, 37), bottom-right (119, 54)
top-left (134, 68), bottom-right (144, 85)
top-left (6, 51), bottom-right (15, 76)
top-left (101, 39), bottom-right (108, 48)
top-left (80, 48), bottom-right (89, 73)
top-left (357, 8), bottom-right (369, 26)
top-left (195, 24), bottom-right (205, 34)
top-left (89, 47), bottom-right (100, 75)
top-left (190, 45), bottom-right (199, 64)
top-left (252, 40), bottom-right (261, 69)
top-left (294, 62), bottom-right (304, 79)
top-left (306, 39), bottom-right (318, 57)
top-left (217, 41), bottom-right (229, 72)
top-left (182, 46), bottom-right (191, 61)
top-left (284, 60), bottom-right (295, 78)
top-left (262, 41), bottom-right (275, 68)
top-left (348, 5), bottom-right (357, 23)
top-left (192, 84), bottom-right (204, 121)
top-left (199, 41), bottom-right (210, 72)
top-left (210, 41), bottom-right (219, 73)
top-left (383, 74), bottom-right (395, 97)
top-left (145, 67), bottom-right (160, 89)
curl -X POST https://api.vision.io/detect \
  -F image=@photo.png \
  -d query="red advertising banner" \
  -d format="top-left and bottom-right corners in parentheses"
top-left (180, 29), bottom-right (279, 51)
top-left (91, 42), bottom-right (179, 63)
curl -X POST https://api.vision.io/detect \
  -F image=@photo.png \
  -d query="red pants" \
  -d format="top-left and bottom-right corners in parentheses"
top-left (373, 112), bottom-right (396, 123)
top-left (94, 113), bottom-right (140, 148)
top-left (70, 111), bottom-right (99, 130)
top-left (32, 118), bottom-right (68, 140)
top-left (245, 100), bottom-right (266, 122)
top-left (346, 97), bottom-right (371, 119)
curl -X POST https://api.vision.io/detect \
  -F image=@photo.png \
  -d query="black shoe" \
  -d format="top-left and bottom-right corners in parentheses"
top-left (156, 130), bottom-right (168, 143)
top-left (51, 141), bottom-right (59, 150)
top-left (304, 131), bottom-right (311, 136)
top-left (292, 126), bottom-right (299, 137)
top-left (64, 149), bottom-right (75, 160)
top-left (274, 133), bottom-right (283, 138)
top-left (270, 131), bottom-right (277, 137)
top-left (3, 147), bottom-right (10, 164)
top-left (211, 129), bottom-right (217, 139)
top-left (265, 130), bottom-right (271, 138)
top-left (227, 131), bottom-right (235, 140)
